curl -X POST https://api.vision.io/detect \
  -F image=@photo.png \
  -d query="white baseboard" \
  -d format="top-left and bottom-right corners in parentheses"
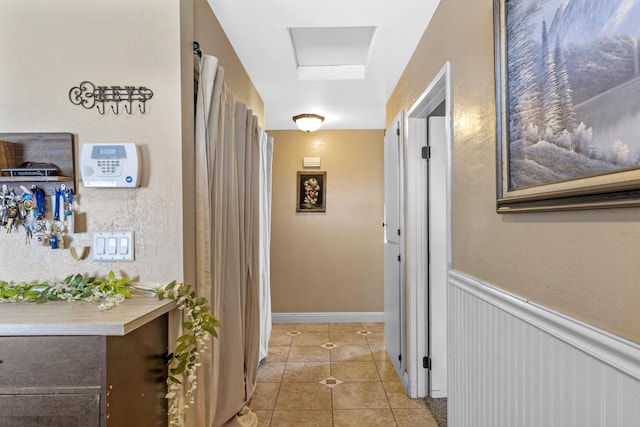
top-left (272, 312), bottom-right (384, 323)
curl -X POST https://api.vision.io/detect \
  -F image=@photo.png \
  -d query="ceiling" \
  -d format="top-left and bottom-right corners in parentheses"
top-left (208, 0), bottom-right (441, 131)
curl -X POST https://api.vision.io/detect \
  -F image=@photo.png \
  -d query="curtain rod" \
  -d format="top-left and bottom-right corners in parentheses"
top-left (193, 41), bottom-right (202, 58)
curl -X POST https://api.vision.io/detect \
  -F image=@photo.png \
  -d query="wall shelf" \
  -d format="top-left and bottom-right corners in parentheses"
top-left (0, 176), bottom-right (73, 182)
top-left (0, 132), bottom-right (75, 196)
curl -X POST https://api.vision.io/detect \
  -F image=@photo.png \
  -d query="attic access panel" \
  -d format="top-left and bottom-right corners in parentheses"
top-left (290, 26), bottom-right (376, 80)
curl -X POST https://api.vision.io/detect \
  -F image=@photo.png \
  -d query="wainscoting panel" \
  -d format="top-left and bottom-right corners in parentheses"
top-left (448, 270), bottom-right (640, 427)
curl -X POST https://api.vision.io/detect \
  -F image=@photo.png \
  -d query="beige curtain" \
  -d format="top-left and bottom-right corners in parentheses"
top-left (192, 53), bottom-right (268, 427)
top-left (258, 128), bottom-right (273, 362)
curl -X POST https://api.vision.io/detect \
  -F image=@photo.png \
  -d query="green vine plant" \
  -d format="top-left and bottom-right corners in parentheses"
top-left (0, 271), bottom-right (220, 427)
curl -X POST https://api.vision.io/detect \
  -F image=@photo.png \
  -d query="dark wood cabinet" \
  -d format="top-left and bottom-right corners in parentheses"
top-left (0, 394), bottom-right (100, 427)
top-left (0, 314), bottom-right (168, 427)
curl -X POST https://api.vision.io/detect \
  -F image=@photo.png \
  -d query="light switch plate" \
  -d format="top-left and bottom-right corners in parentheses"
top-left (93, 231), bottom-right (134, 261)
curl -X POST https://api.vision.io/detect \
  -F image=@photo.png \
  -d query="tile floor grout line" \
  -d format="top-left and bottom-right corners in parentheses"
top-left (256, 322), bottom-right (440, 426)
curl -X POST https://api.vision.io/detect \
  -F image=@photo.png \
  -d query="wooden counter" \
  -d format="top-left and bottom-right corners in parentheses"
top-left (0, 294), bottom-right (175, 336)
top-left (0, 295), bottom-right (176, 427)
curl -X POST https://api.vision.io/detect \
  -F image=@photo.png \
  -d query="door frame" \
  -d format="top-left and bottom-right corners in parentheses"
top-left (404, 62), bottom-right (452, 398)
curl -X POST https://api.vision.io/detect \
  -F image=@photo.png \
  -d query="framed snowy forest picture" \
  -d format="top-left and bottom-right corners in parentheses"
top-left (494, 0), bottom-right (640, 212)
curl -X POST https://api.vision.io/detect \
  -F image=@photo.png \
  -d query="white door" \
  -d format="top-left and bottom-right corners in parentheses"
top-left (384, 113), bottom-right (405, 379)
top-left (427, 115), bottom-right (448, 397)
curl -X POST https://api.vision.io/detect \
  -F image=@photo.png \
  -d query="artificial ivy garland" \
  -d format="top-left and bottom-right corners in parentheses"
top-left (0, 272), bottom-right (220, 427)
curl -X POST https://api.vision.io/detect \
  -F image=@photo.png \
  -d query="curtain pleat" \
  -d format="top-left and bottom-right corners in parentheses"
top-left (244, 113), bottom-right (261, 399)
top-left (193, 54), bottom-right (220, 426)
top-left (258, 130), bottom-right (273, 362)
top-left (192, 53), bottom-right (270, 427)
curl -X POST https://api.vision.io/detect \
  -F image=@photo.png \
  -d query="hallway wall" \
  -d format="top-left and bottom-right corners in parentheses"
top-left (387, 0), bottom-right (640, 344)
top-left (268, 130), bottom-right (384, 314)
top-left (193, 0), bottom-right (264, 126)
top-left (0, 0), bottom-right (263, 291)
top-left (0, 0), bottom-right (185, 284)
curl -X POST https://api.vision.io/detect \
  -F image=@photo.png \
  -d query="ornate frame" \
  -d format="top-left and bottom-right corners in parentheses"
top-left (494, 0), bottom-right (640, 213)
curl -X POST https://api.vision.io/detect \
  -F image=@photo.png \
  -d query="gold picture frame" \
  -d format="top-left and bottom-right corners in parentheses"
top-left (494, 0), bottom-right (640, 213)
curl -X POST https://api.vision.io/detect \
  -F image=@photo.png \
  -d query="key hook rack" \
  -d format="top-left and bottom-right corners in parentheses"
top-left (69, 81), bottom-right (154, 115)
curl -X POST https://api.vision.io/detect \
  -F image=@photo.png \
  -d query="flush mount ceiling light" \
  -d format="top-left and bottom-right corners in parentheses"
top-left (293, 113), bottom-right (325, 132)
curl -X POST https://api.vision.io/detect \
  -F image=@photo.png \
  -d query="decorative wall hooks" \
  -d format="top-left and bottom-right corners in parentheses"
top-left (69, 81), bottom-right (154, 115)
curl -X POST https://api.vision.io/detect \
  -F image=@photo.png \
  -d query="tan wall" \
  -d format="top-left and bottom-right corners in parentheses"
top-left (0, 0), bottom-right (262, 289)
top-left (193, 0), bottom-right (264, 127)
top-left (387, 0), bottom-right (640, 343)
top-left (180, 0), bottom-right (197, 287)
top-left (268, 130), bottom-right (384, 313)
top-left (0, 0), bottom-right (185, 284)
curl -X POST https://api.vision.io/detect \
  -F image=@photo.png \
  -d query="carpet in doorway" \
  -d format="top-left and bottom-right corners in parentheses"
top-left (424, 397), bottom-right (447, 427)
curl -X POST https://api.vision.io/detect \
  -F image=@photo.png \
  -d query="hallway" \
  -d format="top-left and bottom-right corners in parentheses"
top-left (249, 322), bottom-right (441, 426)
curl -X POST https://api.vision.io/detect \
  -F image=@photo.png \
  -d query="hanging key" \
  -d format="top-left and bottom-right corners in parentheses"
top-left (6, 205), bottom-right (18, 233)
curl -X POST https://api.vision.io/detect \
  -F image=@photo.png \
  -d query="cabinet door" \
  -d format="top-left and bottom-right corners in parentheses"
top-left (0, 336), bottom-right (102, 389)
top-left (0, 394), bottom-right (100, 427)
top-left (106, 314), bottom-right (168, 426)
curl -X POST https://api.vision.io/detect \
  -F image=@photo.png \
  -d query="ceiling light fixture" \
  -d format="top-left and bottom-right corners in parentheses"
top-left (293, 113), bottom-right (325, 132)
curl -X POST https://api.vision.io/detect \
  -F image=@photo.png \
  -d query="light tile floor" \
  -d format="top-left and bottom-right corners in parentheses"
top-left (249, 322), bottom-right (440, 427)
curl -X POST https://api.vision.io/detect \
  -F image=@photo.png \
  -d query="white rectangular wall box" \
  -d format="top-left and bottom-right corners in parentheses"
top-left (303, 157), bottom-right (321, 168)
top-left (80, 143), bottom-right (141, 187)
top-left (93, 231), bottom-right (134, 261)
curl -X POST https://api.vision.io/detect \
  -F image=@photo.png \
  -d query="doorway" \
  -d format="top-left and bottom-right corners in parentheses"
top-left (404, 62), bottom-right (452, 399)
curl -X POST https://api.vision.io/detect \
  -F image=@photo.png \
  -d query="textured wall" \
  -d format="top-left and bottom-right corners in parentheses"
top-left (387, 0), bottom-right (640, 343)
top-left (0, 0), bottom-right (263, 288)
top-left (193, 0), bottom-right (264, 127)
top-left (0, 0), bottom-right (185, 284)
top-left (268, 130), bottom-right (384, 313)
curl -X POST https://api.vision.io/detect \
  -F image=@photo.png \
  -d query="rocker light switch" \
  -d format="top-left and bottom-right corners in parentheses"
top-left (96, 237), bottom-right (106, 255)
top-left (93, 231), bottom-right (134, 261)
top-left (119, 237), bottom-right (129, 255)
top-left (107, 237), bottom-right (117, 254)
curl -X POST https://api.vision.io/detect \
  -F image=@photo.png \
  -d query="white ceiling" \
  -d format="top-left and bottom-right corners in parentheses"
top-left (208, 0), bottom-right (441, 131)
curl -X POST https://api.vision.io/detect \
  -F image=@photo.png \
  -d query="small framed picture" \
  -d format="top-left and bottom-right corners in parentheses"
top-left (296, 171), bottom-right (326, 213)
